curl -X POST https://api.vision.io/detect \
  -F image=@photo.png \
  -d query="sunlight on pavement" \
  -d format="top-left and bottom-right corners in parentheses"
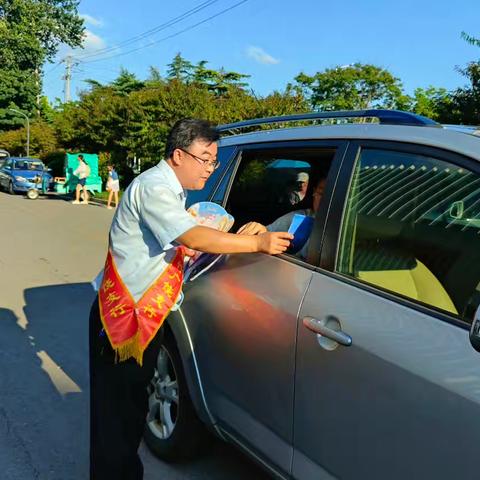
top-left (36, 350), bottom-right (82, 396)
top-left (16, 312), bottom-right (28, 330)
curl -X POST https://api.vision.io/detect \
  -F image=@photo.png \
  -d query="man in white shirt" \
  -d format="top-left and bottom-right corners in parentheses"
top-left (89, 118), bottom-right (293, 480)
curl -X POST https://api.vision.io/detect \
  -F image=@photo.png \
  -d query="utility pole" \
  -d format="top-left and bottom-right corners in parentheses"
top-left (63, 55), bottom-right (74, 103)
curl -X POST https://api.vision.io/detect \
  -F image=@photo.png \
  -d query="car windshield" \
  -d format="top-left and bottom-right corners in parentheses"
top-left (14, 160), bottom-right (44, 171)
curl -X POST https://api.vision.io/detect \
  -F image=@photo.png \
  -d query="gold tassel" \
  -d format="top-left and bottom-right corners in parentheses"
top-left (114, 331), bottom-right (145, 366)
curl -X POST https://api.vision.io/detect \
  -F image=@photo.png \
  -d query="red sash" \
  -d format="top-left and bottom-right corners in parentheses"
top-left (98, 247), bottom-right (185, 365)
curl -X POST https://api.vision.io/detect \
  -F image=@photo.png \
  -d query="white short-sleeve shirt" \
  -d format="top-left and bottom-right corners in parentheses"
top-left (103, 161), bottom-right (196, 302)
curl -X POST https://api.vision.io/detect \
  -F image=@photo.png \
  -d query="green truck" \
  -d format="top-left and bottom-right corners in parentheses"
top-left (54, 153), bottom-right (103, 194)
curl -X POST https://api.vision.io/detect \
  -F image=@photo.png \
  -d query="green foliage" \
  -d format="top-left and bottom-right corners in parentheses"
top-left (411, 87), bottom-right (452, 121)
top-left (236, 160), bottom-right (266, 190)
top-left (167, 54), bottom-right (251, 96)
top-left (42, 150), bottom-right (66, 176)
top-left (440, 33), bottom-right (480, 124)
top-left (49, 54), bottom-right (309, 188)
top-left (461, 32), bottom-right (480, 49)
top-left (0, 0), bottom-right (83, 67)
top-left (166, 53), bottom-right (194, 82)
top-left (293, 63), bottom-right (408, 111)
top-left (98, 151), bottom-right (112, 182)
top-left (110, 68), bottom-right (145, 95)
top-left (0, 120), bottom-right (57, 157)
top-left (0, 0), bottom-right (84, 127)
top-left (0, 69), bottom-right (38, 124)
top-left (447, 61), bottom-right (480, 124)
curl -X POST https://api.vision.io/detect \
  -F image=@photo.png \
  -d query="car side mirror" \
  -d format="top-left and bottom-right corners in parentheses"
top-left (469, 305), bottom-right (480, 352)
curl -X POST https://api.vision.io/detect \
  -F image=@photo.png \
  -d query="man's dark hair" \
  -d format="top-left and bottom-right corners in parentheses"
top-left (78, 154), bottom-right (84, 160)
top-left (165, 118), bottom-right (219, 159)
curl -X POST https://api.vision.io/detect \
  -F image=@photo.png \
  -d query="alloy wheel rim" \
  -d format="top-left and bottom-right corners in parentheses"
top-left (146, 346), bottom-right (179, 440)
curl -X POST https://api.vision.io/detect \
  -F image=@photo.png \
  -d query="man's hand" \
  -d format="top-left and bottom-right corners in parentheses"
top-left (255, 231), bottom-right (293, 255)
top-left (237, 222), bottom-right (267, 235)
top-left (182, 247), bottom-right (197, 257)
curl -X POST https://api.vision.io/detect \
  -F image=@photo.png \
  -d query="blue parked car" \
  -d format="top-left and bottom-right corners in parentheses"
top-left (0, 157), bottom-right (53, 196)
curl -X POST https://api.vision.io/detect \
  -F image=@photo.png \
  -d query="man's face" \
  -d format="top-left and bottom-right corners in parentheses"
top-left (177, 139), bottom-right (218, 190)
top-left (298, 180), bottom-right (308, 193)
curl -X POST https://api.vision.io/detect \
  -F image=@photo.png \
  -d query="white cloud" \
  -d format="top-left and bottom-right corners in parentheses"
top-left (246, 46), bottom-right (279, 65)
top-left (82, 30), bottom-right (106, 52)
top-left (80, 13), bottom-right (103, 27)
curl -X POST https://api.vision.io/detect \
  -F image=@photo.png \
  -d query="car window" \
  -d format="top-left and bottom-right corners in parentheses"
top-left (336, 147), bottom-right (480, 322)
top-left (13, 160), bottom-right (43, 170)
top-left (226, 146), bottom-right (336, 264)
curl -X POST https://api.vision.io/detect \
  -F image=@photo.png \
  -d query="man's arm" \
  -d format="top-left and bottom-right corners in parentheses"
top-left (177, 226), bottom-right (292, 255)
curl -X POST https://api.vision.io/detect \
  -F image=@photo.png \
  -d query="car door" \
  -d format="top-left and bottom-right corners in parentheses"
top-left (293, 141), bottom-right (480, 479)
top-left (180, 141), bottom-right (345, 475)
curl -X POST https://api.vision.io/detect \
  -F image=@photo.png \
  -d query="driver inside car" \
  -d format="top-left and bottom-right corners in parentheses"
top-left (237, 177), bottom-right (326, 258)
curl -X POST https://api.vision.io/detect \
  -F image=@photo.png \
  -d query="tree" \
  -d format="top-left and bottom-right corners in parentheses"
top-left (411, 86), bottom-right (452, 121)
top-left (166, 55), bottom-right (250, 96)
top-left (110, 69), bottom-right (145, 95)
top-left (0, 70), bottom-right (37, 127)
top-left (0, 120), bottom-right (57, 157)
top-left (293, 63), bottom-right (409, 111)
top-left (166, 53), bottom-right (194, 82)
top-left (147, 66), bottom-right (163, 83)
top-left (0, 0), bottom-right (84, 127)
top-left (440, 32), bottom-right (480, 124)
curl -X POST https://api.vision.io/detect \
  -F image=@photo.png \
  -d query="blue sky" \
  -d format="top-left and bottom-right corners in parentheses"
top-left (43, 0), bottom-right (480, 102)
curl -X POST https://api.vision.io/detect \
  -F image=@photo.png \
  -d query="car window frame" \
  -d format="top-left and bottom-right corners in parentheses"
top-left (319, 139), bottom-right (480, 330)
top-left (212, 139), bottom-right (350, 269)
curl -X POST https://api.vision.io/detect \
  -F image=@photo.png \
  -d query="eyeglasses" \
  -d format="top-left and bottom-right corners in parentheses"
top-left (178, 148), bottom-right (220, 170)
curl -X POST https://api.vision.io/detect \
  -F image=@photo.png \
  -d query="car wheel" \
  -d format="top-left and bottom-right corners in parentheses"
top-left (144, 333), bottom-right (209, 462)
top-left (26, 188), bottom-right (39, 200)
top-left (8, 181), bottom-right (15, 195)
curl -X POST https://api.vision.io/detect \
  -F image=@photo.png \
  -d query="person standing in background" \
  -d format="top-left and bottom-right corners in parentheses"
top-left (72, 154), bottom-right (91, 205)
top-left (106, 165), bottom-right (120, 210)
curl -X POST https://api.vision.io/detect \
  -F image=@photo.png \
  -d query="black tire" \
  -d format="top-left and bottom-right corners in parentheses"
top-left (8, 181), bottom-right (15, 195)
top-left (144, 332), bottom-right (210, 462)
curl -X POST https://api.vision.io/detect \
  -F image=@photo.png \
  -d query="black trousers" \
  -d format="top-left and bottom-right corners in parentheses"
top-left (89, 297), bottom-right (164, 480)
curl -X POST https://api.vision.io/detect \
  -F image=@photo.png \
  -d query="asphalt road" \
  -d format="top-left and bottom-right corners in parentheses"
top-left (0, 191), bottom-right (271, 480)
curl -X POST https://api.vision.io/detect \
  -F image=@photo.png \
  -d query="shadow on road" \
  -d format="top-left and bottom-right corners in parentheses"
top-left (23, 282), bottom-right (94, 393)
top-left (0, 283), bottom-right (94, 479)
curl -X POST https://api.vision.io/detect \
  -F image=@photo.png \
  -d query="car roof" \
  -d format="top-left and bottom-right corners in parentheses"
top-left (218, 124), bottom-right (480, 162)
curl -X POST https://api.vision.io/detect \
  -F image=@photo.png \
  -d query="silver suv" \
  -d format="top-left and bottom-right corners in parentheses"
top-left (144, 110), bottom-right (480, 479)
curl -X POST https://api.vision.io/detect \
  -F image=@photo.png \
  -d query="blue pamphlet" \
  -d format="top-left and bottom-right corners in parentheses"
top-left (288, 214), bottom-right (314, 253)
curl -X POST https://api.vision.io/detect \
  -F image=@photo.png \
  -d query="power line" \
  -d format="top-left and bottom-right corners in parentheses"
top-left (75, 0), bottom-right (220, 61)
top-left (80, 0), bottom-right (249, 65)
top-left (44, 62), bottom-right (62, 76)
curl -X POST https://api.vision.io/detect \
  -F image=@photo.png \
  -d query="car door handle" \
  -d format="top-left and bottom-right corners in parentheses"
top-left (302, 316), bottom-right (352, 347)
